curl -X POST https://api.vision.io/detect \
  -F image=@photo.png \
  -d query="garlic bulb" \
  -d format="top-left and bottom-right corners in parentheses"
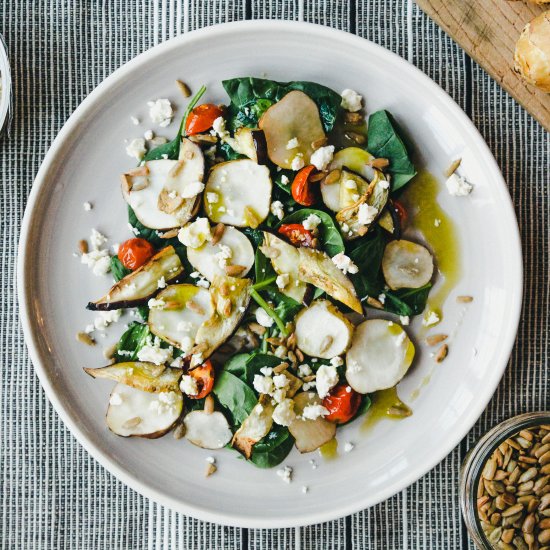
top-left (514, 11), bottom-right (550, 93)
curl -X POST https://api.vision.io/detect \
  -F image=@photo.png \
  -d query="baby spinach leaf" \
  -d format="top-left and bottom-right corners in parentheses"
top-left (223, 353), bottom-right (253, 381)
top-left (127, 206), bottom-right (167, 248)
top-left (242, 227), bottom-right (264, 247)
top-left (383, 284), bottom-right (432, 317)
top-left (222, 77), bottom-right (342, 132)
top-left (217, 140), bottom-right (245, 161)
top-left (115, 322), bottom-right (151, 362)
top-left (244, 353), bottom-right (284, 386)
top-left (110, 256), bottom-right (131, 282)
top-left (254, 247), bottom-right (276, 284)
top-left (249, 425), bottom-right (295, 469)
top-left (277, 209), bottom-right (345, 257)
top-left (213, 371), bottom-right (257, 427)
top-left (367, 110), bottom-right (416, 192)
top-left (264, 289), bottom-right (303, 325)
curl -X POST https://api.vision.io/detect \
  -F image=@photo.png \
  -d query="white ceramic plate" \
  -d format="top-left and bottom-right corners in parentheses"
top-left (18, 21), bottom-right (522, 528)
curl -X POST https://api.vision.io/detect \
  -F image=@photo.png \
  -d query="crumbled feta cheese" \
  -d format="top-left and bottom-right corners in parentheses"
top-left (253, 374), bottom-right (274, 395)
top-left (179, 375), bottom-right (198, 396)
top-left (303, 381), bottom-right (316, 391)
top-left (211, 116), bottom-right (229, 140)
top-left (445, 173), bottom-right (473, 196)
top-left (206, 192), bottom-right (219, 204)
top-left (434, 218), bottom-right (441, 227)
top-left (143, 129), bottom-right (154, 140)
top-left (93, 309), bottom-right (121, 331)
top-left (214, 243), bottom-right (232, 269)
top-left (137, 337), bottom-right (172, 365)
top-left (330, 356), bottom-right (343, 368)
top-left (331, 252), bottom-right (359, 275)
top-left (125, 138), bottom-right (146, 160)
top-left (180, 336), bottom-right (193, 352)
top-left (344, 179), bottom-right (357, 190)
top-left (147, 298), bottom-right (166, 310)
top-left (379, 179), bottom-right (390, 190)
top-left (276, 465), bottom-right (293, 484)
top-left (316, 365), bottom-right (339, 398)
top-left (196, 278), bottom-right (210, 289)
top-left (171, 356), bottom-right (184, 368)
top-left (147, 98), bottom-right (173, 127)
top-left (260, 367), bottom-right (273, 376)
top-left (90, 228), bottom-right (107, 250)
top-left (423, 310), bottom-right (440, 327)
top-left (302, 486), bottom-right (309, 494)
top-left (206, 456), bottom-right (216, 464)
top-left (83, 201), bottom-right (92, 211)
top-left (130, 116), bottom-right (140, 125)
top-left (273, 374), bottom-right (290, 389)
top-left (181, 180), bottom-right (205, 199)
top-left (276, 273), bottom-right (290, 289)
top-left (157, 276), bottom-right (166, 289)
top-left (178, 217), bottom-right (211, 249)
top-left (344, 442), bottom-right (355, 453)
top-left (128, 223), bottom-right (140, 236)
top-left (310, 145), bottom-right (334, 171)
top-left (400, 315), bottom-right (410, 326)
top-left (298, 364), bottom-right (312, 378)
top-left (357, 203), bottom-right (379, 226)
top-left (270, 200), bottom-right (285, 220)
top-left (255, 307), bottom-right (274, 328)
top-left (341, 89), bottom-right (363, 112)
top-left (286, 137), bottom-right (299, 150)
top-left (281, 175), bottom-right (290, 185)
top-left (291, 153), bottom-right (305, 171)
top-left (81, 249), bottom-right (111, 276)
top-left (302, 404), bottom-right (329, 420)
top-left (378, 293), bottom-right (386, 304)
top-left (109, 392), bottom-right (122, 406)
top-left (272, 399), bottom-right (296, 427)
top-left (302, 213), bottom-right (322, 231)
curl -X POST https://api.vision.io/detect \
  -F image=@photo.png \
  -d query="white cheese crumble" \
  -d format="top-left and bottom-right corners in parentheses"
top-left (276, 273), bottom-right (290, 289)
top-left (423, 310), bottom-right (440, 327)
top-left (181, 180), bottom-right (205, 199)
top-left (281, 175), bottom-right (290, 185)
top-left (125, 138), bottom-right (146, 160)
top-left (255, 307), bottom-right (274, 328)
top-left (272, 399), bottom-right (296, 427)
top-left (214, 243), bottom-right (232, 269)
top-left (400, 315), bottom-right (410, 326)
top-left (90, 228), bottom-right (107, 250)
top-left (270, 200), bottom-right (285, 220)
top-left (205, 456), bottom-right (216, 464)
top-left (81, 249), bottom-right (111, 276)
top-left (378, 293), bottom-right (386, 305)
top-left (341, 89), bottom-right (363, 112)
top-left (286, 137), bottom-right (299, 150)
top-left (316, 365), bottom-right (339, 398)
top-left (276, 465), bottom-right (293, 484)
top-left (83, 201), bottom-right (92, 211)
top-left (137, 337), bottom-right (173, 365)
top-left (434, 218), bottom-right (441, 228)
top-left (109, 392), bottom-right (122, 406)
top-left (344, 179), bottom-right (357, 190)
top-left (130, 116), bottom-right (140, 125)
top-left (147, 298), bottom-right (166, 310)
top-left (330, 356), bottom-right (343, 368)
top-left (445, 173), bottom-right (473, 196)
top-left (253, 374), bottom-right (274, 395)
top-left (211, 116), bottom-right (230, 140)
top-left (331, 252), bottom-right (359, 275)
top-left (93, 310), bottom-right (121, 331)
top-left (301, 404), bottom-right (329, 421)
top-left (273, 374), bottom-right (290, 389)
top-left (357, 203), bottom-right (379, 226)
top-left (206, 192), bottom-right (219, 204)
top-left (260, 367), bottom-right (273, 376)
top-left (310, 145), bottom-right (334, 171)
top-left (147, 98), bottom-right (173, 127)
top-left (298, 364), bottom-right (312, 378)
top-left (380, 179), bottom-right (390, 190)
top-left (143, 129), bottom-right (154, 140)
top-left (178, 217), bottom-right (211, 249)
top-left (156, 276), bottom-right (167, 289)
top-left (290, 153), bottom-right (305, 171)
top-left (302, 213), bottom-right (322, 231)
top-left (179, 375), bottom-right (198, 396)
top-left (344, 442), bottom-right (355, 453)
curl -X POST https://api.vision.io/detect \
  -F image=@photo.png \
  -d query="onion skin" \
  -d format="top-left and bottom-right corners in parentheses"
top-left (514, 11), bottom-right (550, 93)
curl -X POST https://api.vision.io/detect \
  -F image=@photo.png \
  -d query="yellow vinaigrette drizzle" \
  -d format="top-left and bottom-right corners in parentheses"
top-left (361, 387), bottom-right (412, 432)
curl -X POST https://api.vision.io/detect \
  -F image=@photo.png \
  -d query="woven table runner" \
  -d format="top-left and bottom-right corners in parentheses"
top-left (1, 1), bottom-right (548, 548)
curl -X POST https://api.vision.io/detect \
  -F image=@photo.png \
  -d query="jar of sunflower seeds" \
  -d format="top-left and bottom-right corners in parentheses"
top-left (460, 412), bottom-right (550, 549)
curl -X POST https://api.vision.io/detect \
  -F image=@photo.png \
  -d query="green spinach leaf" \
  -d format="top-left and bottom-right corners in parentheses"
top-left (277, 209), bottom-right (345, 257)
top-left (244, 353), bottom-right (284, 386)
top-left (213, 371), bottom-right (257, 427)
top-left (222, 77), bottom-right (342, 132)
top-left (384, 284), bottom-right (432, 317)
top-left (367, 110), bottom-right (416, 192)
top-left (110, 256), bottom-right (131, 282)
top-left (249, 425), bottom-right (295, 468)
top-left (115, 322), bottom-right (151, 362)
top-left (223, 353), bottom-right (253, 381)
top-left (264, 289), bottom-right (303, 325)
top-left (254, 247), bottom-right (276, 284)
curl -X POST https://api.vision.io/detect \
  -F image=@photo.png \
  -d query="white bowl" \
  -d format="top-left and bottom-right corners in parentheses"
top-left (18, 21), bottom-right (522, 528)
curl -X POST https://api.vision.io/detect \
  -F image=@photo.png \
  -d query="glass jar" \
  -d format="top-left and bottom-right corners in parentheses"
top-left (460, 411), bottom-right (550, 549)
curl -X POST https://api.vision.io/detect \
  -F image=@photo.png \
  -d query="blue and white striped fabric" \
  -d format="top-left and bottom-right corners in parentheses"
top-left (1, 1), bottom-right (548, 548)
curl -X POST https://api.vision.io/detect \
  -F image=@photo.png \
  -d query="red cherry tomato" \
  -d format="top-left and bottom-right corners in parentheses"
top-left (392, 199), bottom-right (408, 227)
top-left (277, 224), bottom-right (316, 248)
top-left (291, 165), bottom-right (318, 206)
top-left (322, 384), bottom-right (362, 424)
top-left (185, 104), bottom-right (224, 135)
top-left (117, 238), bottom-right (155, 271)
top-left (187, 360), bottom-right (215, 400)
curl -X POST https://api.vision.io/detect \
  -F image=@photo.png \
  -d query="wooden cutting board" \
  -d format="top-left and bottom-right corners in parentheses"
top-left (415, 0), bottom-right (550, 132)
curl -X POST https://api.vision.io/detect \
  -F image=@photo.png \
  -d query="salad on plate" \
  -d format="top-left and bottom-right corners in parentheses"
top-left (80, 76), bottom-right (457, 470)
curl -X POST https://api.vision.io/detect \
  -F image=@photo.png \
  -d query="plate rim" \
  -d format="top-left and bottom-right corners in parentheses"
top-left (17, 20), bottom-right (523, 528)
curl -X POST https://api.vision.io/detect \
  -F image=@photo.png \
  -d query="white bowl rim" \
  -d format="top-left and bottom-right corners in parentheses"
top-left (17, 20), bottom-right (523, 528)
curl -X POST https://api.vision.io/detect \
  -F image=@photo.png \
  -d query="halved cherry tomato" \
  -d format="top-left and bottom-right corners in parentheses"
top-left (392, 199), bottom-right (408, 227)
top-left (278, 224), bottom-right (316, 248)
top-left (185, 104), bottom-right (224, 136)
top-left (117, 238), bottom-right (155, 271)
top-left (322, 384), bottom-right (362, 424)
top-left (187, 360), bottom-right (215, 400)
top-left (291, 165), bottom-right (318, 206)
